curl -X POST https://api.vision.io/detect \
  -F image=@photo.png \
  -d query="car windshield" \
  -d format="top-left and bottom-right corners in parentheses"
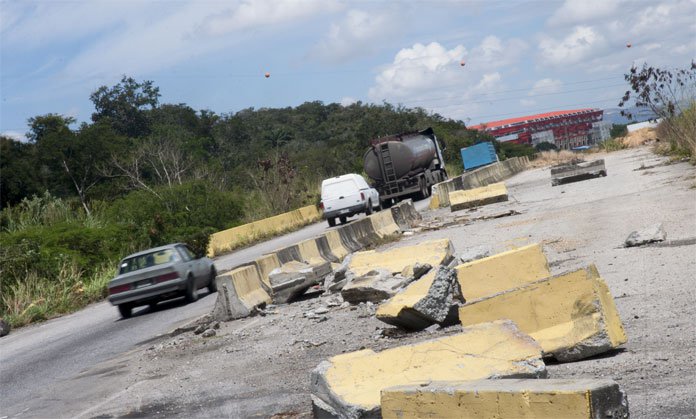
top-left (322, 179), bottom-right (357, 199)
top-left (119, 249), bottom-right (180, 274)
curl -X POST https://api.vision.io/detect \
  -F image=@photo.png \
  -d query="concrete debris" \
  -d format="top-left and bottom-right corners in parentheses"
top-left (625, 223), bottom-right (666, 247)
top-left (348, 239), bottom-right (454, 277)
top-left (381, 379), bottom-right (629, 419)
top-left (314, 307), bottom-right (330, 315)
top-left (389, 199), bottom-right (422, 229)
top-left (356, 302), bottom-right (376, 318)
top-left (323, 255), bottom-right (355, 295)
top-left (341, 269), bottom-right (409, 304)
top-left (310, 320), bottom-right (546, 418)
top-left (458, 265), bottom-right (627, 362)
top-left (376, 266), bottom-right (463, 331)
top-left (400, 263), bottom-right (432, 283)
top-left (201, 329), bottom-right (216, 338)
top-left (456, 246), bottom-right (492, 264)
top-left (325, 295), bottom-right (344, 307)
top-left (269, 260), bottom-right (332, 304)
top-left (194, 324), bottom-right (207, 335)
top-left (551, 159), bottom-right (606, 186)
top-left (450, 182), bottom-right (509, 212)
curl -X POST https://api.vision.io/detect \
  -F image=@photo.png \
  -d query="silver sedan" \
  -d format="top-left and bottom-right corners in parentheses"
top-left (107, 243), bottom-right (217, 318)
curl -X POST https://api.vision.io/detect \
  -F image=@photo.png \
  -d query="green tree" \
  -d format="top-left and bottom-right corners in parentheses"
top-left (534, 141), bottom-right (557, 151)
top-left (90, 76), bottom-right (160, 138)
top-left (610, 124), bottom-right (628, 139)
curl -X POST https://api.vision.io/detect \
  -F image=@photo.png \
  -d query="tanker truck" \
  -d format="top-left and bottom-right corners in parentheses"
top-left (363, 127), bottom-right (447, 207)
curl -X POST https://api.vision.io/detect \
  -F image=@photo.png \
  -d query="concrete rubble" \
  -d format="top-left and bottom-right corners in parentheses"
top-left (625, 222), bottom-right (666, 247)
top-left (449, 182), bottom-right (509, 212)
top-left (310, 320), bottom-right (547, 418)
top-left (340, 269), bottom-right (409, 304)
top-left (551, 158), bottom-right (607, 186)
top-left (268, 260), bottom-right (332, 304)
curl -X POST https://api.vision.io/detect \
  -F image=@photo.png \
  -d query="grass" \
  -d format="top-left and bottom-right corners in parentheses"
top-left (1, 261), bottom-right (116, 328)
top-left (598, 138), bottom-right (627, 152)
top-left (529, 150), bottom-right (581, 168)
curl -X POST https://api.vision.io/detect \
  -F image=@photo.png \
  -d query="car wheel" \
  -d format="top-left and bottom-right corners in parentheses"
top-left (207, 266), bottom-right (218, 293)
top-left (365, 200), bottom-right (373, 215)
top-left (148, 302), bottom-right (158, 311)
top-left (339, 215), bottom-right (347, 224)
top-left (118, 304), bottom-right (132, 319)
top-left (328, 217), bottom-right (336, 227)
top-left (184, 274), bottom-right (198, 303)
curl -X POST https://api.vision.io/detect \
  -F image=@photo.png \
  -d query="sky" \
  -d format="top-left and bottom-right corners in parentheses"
top-left (1, 0), bottom-right (695, 141)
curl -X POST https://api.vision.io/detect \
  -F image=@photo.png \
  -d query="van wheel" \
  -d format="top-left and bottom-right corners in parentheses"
top-left (339, 216), bottom-right (347, 224)
top-left (365, 200), bottom-right (373, 215)
top-left (328, 218), bottom-right (336, 227)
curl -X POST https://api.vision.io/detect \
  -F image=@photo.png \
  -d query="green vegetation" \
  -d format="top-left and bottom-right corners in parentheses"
top-left (610, 124), bottom-right (628, 139)
top-left (534, 142), bottom-right (557, 152)
top-left (598, 138), bottom-right (627, 152)
top-left (1, 76), bottom-right (505, 327)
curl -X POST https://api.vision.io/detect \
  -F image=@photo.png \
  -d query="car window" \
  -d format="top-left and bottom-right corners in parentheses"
top-left (119, 249), bottom-right (179, 274)
top-left (322, 179), bottom-right (358, 199)
top-left (177, 245), bottom-right (196, 261)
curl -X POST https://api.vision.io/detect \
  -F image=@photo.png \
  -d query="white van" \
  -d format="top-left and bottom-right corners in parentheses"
top-left (320, 174), bottom-right (380, 227)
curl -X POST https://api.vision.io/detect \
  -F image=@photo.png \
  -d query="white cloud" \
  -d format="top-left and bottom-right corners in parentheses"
top-left (539, 26), bottom-right (605, 66)
top-left (1, 131), bottom-right (28, 143)
top-left (548, 0), bottom-right (620, 27)
top-left (312, 9), bottom-right (398, 63)
top-left (340, 97), bottom-right (357, 106)
top-left (530, 78), bottom-right (563, 95)
top-left (520, 99), bottom-right (536, 107)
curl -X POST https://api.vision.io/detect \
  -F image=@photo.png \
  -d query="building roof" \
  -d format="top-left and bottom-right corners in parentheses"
top-left (470, 109), bottom-right (599, 130)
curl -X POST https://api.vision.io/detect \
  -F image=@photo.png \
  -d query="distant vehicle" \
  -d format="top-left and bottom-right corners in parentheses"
top-left (320, 173), bottom-right (380, 227)
top-left (363, 127), bottom-right (447, 207)
top-left (460, 142), bottom-right (498, 171)
top-left (107, 243), bottom-right (217, 318)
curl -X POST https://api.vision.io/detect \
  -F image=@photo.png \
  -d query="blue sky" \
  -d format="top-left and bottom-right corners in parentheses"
top-left (1, 0), bottom-right (695, 141)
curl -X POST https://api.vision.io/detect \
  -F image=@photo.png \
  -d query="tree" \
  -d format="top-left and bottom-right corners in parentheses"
top-left (534, 141), bottom-right (557, 151)
top-left (90, 76), bottom-right (160, 138)
top-left (26, 114), bottom-right (75, 143)
top-left (0, 137), bottom-right (42, 208)
top-left (610, 124), bottom-right (628, 139)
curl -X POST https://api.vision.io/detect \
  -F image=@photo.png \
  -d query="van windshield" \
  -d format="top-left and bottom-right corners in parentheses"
top-left (322, 179), bottom-right (358, 199)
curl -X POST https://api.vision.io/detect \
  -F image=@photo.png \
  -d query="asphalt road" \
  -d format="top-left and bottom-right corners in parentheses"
top-left (0, 201), bottom-right (428, 418)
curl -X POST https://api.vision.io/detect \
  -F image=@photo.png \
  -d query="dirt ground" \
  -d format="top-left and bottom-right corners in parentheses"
top-left (81, 147), bottom-right (695, 419)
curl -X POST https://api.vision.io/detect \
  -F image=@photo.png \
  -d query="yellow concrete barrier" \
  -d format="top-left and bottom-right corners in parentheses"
top-left (211, 265), bottom-right (272, 320)
top-left (458, 265), bottom-right (627, 362)
top-left (207, 205), bottom-right (321, 257)
top-left (348, 239), bottom-right (453, 277)
top-left (367, 210), bottom-right (400, 238)
top-left (295, 238), bottom-right (325, 266)
top-left (252, 253), bottom-right (282, 293)
top-left (311, 320), bottom-right (546, 417)
top-left (323, 230), bottom-right (350, 261)
top-left (449, 182), bottom-right (508, 212)
top-left (455, 243), bottom-right (549, 301)
top-left (381, 378), bottom-right (629, 419)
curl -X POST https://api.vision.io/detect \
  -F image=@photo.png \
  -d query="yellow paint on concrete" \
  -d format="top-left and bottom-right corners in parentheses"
top-left (223, 265), bottom-right (272, 308)
top-left (295, 238), bottom-right (325, 266)
top-left (252, 253), bottom-right (281, 292)
top-left (376, 270), bottom-right (437, 319)
top-left (381, 379), bottom-right (625, 419)
top-left (458, 266), bottom-right (627, 358)
top-left (429, 189), bottom-right (441, 209)
top-left (207, 205), bottom-right (321, 257)
top-left (323, 230), bottom-right (350, 261)
top-left (348, 239), bottom-right (453, 277)
top-left (316, 321), bottom-right (544, 414)
top-left (449, 182), bottom-right (508, 212)
top-left (368, 210), bottom-right (400, 238)
top-left (455, 243), bottom-right (550, 301)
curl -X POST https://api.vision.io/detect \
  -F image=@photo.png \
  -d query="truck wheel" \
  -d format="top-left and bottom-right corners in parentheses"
top-left (417, 179), bottom-right (428, 200)
top-left (118, 304), bottom-right (132, 319)
top-left (381, 199), bottom-right (392, 209)
top-left (328, 218), bottom-right (336, 227)
top-left (366, 200), bottom-right (373, 215)
top-left (339, 216), bottom-right (347, 224)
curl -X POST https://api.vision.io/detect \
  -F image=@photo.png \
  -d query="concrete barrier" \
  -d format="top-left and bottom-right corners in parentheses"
top-left (207, 205), bottom-right (322, 257)
top-left (389, 199), bottom-right (421, 229)
top-left (311, 320), bottom-right (546, 418)
top-left (251, 253), bottom-right (282, 293)
top-left (337, 218), bottom-right (381, 252)
top-left (381, 379), bottom-right (629, 419)
top-left (295, 238), bottom-right (326, 265)
top-left (348, 239), bottom-right (454, 277)
top-left (449, 182), bottom-right (508, 212)
top-left (211, 265), bottom-right (272, 321)
top-left (322, 230), bottom-right (350, 261)
top-left (432, 156), bottom-right (529, 208)
top-left (458, 265), bottom-right (628, 362)
top-left (368, 210), bottom-right (400, 238)
top-left (455, 243), bottom-right (549, 302)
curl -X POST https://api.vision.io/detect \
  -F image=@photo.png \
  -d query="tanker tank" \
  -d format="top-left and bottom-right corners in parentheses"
top-left (363, 133), bottom-right (437, 182)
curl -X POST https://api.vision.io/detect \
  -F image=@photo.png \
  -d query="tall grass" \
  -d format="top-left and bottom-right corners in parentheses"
top-left (655, 102), bottom-right (696, 161)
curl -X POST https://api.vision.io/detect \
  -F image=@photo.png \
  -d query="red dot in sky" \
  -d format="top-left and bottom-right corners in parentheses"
top-left (264, 72), bottom-right (270, 78)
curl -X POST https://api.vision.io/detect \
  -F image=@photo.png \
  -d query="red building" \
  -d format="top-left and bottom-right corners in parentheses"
top-left (469, 109), bottom-right (604, 150)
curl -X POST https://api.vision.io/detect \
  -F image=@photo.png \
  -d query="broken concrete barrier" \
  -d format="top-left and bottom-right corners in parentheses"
top-left (268, 260), bottom-right (332, 304)
top-left (551, 159), bottom-right (606, 186)
top-left (251, 253), bottom-right (282, 294)
top-left (449, 182), bottom-right (508, 212)
top-left (323, 254), bottom-right (354, 294)
top-left (458, 265), bottom-right (627, 362)
top-left (625, 222), bottom-right (666, 247)
top-left (310, 320), bottom-right (546, 418)
top-left (323, 230), bottom-right (351, 261)
top-left (388, 199), bottom-right (422, 229)
top-left (211, 265), bottom-right (272, 321)
top-left (381, 378), bottom-right (629, 419)
top-left (340, 269), bottom-right (408, 304)
top-left (455, 243), bottom-right (550, 302)
top-left (368, 209), bottom-right (400, 238)
top-left (376, 266), bottom-right (462, 330)
top-left (348, 238), bottom-right (454, 277)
